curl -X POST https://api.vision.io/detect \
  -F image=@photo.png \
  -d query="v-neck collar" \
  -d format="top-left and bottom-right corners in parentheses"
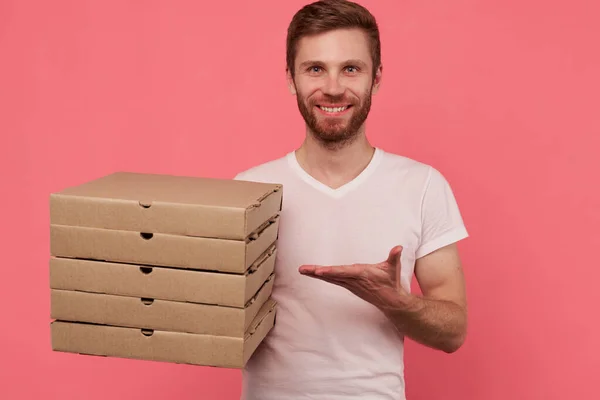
top-left (287, 147), bottom-right (384, 198)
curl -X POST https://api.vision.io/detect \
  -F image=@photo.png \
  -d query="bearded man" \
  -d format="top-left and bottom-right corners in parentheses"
top-left (234, 1), bottom-right (470, 399)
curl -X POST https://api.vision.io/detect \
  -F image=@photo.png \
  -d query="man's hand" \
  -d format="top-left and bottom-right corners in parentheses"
top-left (298, 244), bottom-right (468, 353)
top-left (298, 245), bottom-right (418, 314)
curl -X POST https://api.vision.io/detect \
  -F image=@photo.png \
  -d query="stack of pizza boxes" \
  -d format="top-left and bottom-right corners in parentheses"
top-left (48, 171), bottom-right (281, 368)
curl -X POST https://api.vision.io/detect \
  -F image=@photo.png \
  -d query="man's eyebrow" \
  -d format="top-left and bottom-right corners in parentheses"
top-left (298, 60), bottom-right (324, 69)
top-left (343, 59), bottom-right (369, 68)
top-left (297, 59), bottom-right (369, 69)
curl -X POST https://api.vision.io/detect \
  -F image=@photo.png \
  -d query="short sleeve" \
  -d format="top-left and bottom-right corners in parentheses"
top-left (415, 167), bottom-right (469, 259)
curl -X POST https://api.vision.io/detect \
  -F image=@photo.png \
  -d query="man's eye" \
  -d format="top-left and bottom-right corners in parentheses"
top-left (309, 66), bottom-right (322, 72)
top-left (346, 66), bottom-right (358, 73)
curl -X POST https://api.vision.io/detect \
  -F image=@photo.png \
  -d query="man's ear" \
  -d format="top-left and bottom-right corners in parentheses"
top-left (286, 67), bottom-right (297, 95)
top-left (372, 64), bottom-right (383, 94)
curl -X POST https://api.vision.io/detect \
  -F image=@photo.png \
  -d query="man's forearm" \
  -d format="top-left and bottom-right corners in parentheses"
top-left (382, 295), bottom-right (467, 353)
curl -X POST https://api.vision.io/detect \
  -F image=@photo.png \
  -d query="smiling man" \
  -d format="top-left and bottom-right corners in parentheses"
top-left (234, 1), bottom-right (470, 399)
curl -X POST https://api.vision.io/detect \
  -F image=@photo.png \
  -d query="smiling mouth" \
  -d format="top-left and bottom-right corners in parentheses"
top-left (317, 105), bottom-right (352, 113)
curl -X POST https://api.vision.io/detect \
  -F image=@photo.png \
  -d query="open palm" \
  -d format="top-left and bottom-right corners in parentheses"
top-left (298, 245), bottom-right (410, 313)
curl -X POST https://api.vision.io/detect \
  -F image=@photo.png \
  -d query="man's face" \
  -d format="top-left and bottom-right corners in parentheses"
top-left (287, 28), bottom-right (382, 146)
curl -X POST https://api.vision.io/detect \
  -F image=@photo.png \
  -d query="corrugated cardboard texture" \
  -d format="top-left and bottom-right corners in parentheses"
top-left (49, 244), bottom-right (276, 308)
top-left (51, 274), bottom-right (274, 337)
top-left (51, 299), bottom-right (277, 369)
top-left (50, 172), bottom-right (283, 240)
top-left (50, 214), bottom-right (279, 274)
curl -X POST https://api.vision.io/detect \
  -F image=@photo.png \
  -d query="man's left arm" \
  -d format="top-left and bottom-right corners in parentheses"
top-left (382, 243), bottom-right (468, 353)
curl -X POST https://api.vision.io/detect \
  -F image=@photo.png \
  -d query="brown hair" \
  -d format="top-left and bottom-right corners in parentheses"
top-left (286, 0), bottom-right (382, 79)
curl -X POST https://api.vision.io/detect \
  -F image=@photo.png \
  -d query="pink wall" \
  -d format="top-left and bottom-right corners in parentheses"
top-left (1, 0), bottom-right (598, 399)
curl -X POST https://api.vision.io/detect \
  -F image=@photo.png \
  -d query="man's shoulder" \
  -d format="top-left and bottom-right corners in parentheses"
top-left (380, 149), bottom-right (428, 168)
top-left (233, 152), bottom-right (290, 183)
top-left (376, 148), bottom-right (462, 199)
top-left (378, 148), bottom-right (436, 180)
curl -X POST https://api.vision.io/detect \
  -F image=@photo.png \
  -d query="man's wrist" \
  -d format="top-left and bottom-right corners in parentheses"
top-left (379, 292), bottom-right (424, 319)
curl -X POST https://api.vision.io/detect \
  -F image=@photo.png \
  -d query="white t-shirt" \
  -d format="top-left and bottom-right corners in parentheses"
top-left (234, 147), bottom-right (468, 400)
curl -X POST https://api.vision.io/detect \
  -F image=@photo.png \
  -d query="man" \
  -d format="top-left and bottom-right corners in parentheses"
top-left (234, 1), bottom-right (469, 399)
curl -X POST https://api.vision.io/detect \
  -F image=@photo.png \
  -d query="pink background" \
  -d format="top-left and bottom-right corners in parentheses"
top-left (1, 0), bottom-right (598, 399)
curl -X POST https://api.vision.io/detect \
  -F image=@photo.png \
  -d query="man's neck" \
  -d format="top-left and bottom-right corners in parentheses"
top-left (295, 131), bottom-right (376, 189)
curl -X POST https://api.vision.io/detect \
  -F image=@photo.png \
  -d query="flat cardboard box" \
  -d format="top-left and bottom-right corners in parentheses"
top-left (50, 273), bottom-right (274, 337)
top-left (49, 244), bottom-right (276, 308)
top-left (50, 171), bottom-right (283, 240)
top-left (50, 214), bottom-right (279, 274)
top-left (51, 298), bottom-right (277, 369)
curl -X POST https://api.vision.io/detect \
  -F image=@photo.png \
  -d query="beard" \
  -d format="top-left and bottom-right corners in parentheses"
top-left (296, 87), bottom-right (373, 149)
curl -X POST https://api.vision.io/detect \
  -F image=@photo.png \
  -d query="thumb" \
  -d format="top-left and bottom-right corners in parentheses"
top-left (386, 245), bottom-right (403, 270)
top-left (386, 245), bottom-right (403, 288)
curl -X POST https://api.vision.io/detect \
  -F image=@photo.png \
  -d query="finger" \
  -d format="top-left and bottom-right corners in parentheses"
top-left (299, 265), bottom-right (342, 276)
top-left (386, 245), bottom-right (403, 268)
top-left (298, 265), bottom-right (318, 275)
top-left (300, 264), bottom-right (349, 277)
top-left (299, 265), bottom-right (347, 275)
top-left (314, 264), bottom-right (364, 278)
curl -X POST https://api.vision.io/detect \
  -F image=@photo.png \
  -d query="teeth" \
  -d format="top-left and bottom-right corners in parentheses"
top-left (320, 106), bottom-right (347, 113)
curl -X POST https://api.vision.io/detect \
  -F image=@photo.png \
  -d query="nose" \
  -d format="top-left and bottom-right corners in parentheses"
top-left (322, 73), bottom-right (345, 96)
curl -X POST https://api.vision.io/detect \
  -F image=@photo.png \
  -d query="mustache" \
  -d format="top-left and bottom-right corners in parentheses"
top-left (310, 94), bottom-right (356, 105)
